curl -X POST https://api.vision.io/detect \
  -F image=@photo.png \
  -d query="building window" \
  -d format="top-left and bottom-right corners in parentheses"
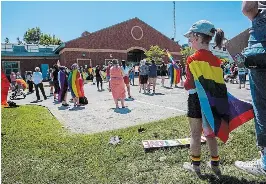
top-left (3, 61), bottom-right (20, 76)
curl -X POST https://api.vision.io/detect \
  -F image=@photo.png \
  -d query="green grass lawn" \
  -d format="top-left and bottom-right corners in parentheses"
top-left (2, 105), bottom-right (266, 184)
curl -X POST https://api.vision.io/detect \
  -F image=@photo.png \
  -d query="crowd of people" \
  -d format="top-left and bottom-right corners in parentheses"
top-left (5, 0), bottom-right (265, 178)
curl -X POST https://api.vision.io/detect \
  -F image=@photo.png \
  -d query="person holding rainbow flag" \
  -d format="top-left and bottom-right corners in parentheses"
top-left (166, 50), bottom-right (181, 87)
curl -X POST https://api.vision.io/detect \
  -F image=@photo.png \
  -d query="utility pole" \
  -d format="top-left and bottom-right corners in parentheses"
top-left (173, 1), bottom-right (176, 41)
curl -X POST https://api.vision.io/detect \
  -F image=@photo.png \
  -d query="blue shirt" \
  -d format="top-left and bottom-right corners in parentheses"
top-left (33, 72), bottom-right (43, 84)
top-left (149, 64), bottom-right (157, 77)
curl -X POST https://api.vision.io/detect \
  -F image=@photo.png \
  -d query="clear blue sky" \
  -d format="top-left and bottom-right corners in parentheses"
top-left (1, 1), bottom-right (250, 45)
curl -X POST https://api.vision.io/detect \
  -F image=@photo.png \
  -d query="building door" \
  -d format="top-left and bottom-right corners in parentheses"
top-left (77, 59), bottom-right (92, 67)
top-left (41, 64), bottom-right (49, 80)
top-left (127, 49), bottom-right (145, 64)
top-left (2, 61), bottom-right (20, 77)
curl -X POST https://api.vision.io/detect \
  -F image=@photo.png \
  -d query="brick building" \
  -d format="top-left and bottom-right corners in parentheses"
top-left (56, 17), bottom-right (181, 67)
top-left (2, 17), bottom-right (181, 78)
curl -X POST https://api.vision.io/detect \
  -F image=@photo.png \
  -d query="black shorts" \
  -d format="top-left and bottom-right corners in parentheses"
top-left (54, 80), bottom-right (60, 94)
top-left (187, 93), bottom-right (202, 118)
top-left (140, 75), bottom-right (148, 84)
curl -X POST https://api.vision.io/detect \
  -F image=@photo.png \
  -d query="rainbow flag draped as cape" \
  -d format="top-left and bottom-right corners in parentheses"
top-left (166, 51), bottom-right (181, 85)
top-left (68, 69), bottom-right (84, 98)
top-left (188, 50), bottom-right (254, 143)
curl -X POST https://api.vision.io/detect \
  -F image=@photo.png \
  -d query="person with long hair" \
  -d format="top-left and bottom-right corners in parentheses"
top-left (110, 60), bottom-right (126, 108)
top-left (121, 60), bottom-right (132, 98)
top-left (183, 20), bottom-right (230, 175)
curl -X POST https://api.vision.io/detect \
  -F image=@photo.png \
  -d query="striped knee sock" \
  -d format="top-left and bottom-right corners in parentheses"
top-left (211, 156), bottom-right (220, 166)
top-left (191, 155), bottom-right (201, 166)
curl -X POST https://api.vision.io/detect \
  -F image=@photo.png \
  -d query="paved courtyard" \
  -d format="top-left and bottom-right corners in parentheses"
top-left (10, 77), bottom-right (253, 134)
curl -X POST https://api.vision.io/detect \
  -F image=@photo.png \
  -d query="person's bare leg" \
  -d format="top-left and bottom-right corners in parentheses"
top-left (114, 99), bottom-right (119, 108)
top-left (147, 78), bottom-right (150, 91)
top-left (183, 118), bottom-right (202, 174)
top-left (121, 99), bottom-right (125, 108)
top-left (127, 84), bottom-right (131, 97)
top-left (144, 84), bottom-right (147, 93)
top-left (153, 78), bottom-right (156, 92)
top-left (76, 97), bottom-right (80, 105)
top-left (189, 118), bottom-right (202, 157)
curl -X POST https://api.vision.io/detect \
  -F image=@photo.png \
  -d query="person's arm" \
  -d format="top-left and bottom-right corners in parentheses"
top-left (242, 1), bottom-right (259, 21)
top-left (184, 58), bottom-right (196, 90)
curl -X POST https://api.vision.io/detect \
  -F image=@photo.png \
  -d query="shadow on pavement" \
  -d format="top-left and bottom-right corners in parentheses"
top-left (154, 93), bottom-right (165, 95)
top-left (30, 100), bottom-right (42, 103)
top-left (69, 106), bottom-right (86, 111)
top-left (58, 106), bottom-right (70, 110)
top-left (163, 86), bottom-right (173, 89)
top-left (125, 98), bottom-right (135, 101)
top-left (114, 107), bottom-right (131, 114)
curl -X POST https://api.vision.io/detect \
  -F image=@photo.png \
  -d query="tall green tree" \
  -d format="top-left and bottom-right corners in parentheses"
top-left (23, 27), bottom-right (62, 45)
top-left (4, 37), bottom-right (9, 44)
top-left (180, 47), bottom-right (195, 66)
top-left (40, 34), bottom-right (62, 45)
top-left (144, 45), bottom-right (165, 64)
top-left (23, 27), bottom-right (41, 44)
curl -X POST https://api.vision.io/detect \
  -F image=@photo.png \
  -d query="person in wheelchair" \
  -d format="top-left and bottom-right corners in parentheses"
top-left (224, 64), bottom-right (238, 83)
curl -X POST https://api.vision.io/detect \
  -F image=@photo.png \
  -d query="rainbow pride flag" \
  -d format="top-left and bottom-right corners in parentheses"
top-left (188, 50), bottom-right (254, 143)
top-left (166, 51), bottom-right (181, 85)
top-left (68, 69), bottom-right (84, 98)
top-left (166, 50), bottom-right (175, 64)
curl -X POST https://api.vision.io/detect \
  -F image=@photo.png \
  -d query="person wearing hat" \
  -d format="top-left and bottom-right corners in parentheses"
top-left (182, 19), bottom-right (255, 177)
top-left (183, 20), bottom-right (225, 175)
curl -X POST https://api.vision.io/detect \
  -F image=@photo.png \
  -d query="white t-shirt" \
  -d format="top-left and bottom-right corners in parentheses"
top-left (121, 66), bottom-right (130, 77)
